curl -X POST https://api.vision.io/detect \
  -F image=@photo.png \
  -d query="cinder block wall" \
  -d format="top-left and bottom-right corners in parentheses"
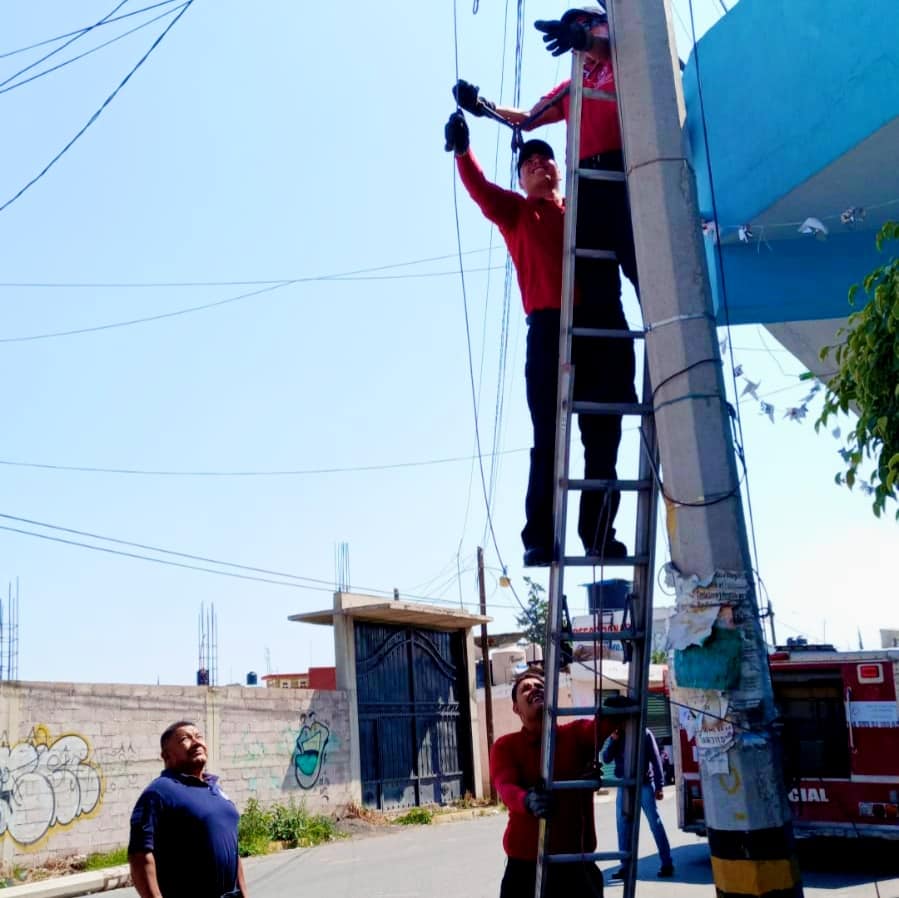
top-left (0, 681), bottom-right (352, 867)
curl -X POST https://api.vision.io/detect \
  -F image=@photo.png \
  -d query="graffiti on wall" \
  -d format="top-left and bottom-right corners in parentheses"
top-left (0, 725), bottom-right (103, 846)
top-left (293, 711), bottom-right (330, 791)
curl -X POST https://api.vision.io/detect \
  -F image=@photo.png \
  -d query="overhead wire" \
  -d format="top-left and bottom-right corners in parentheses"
top-left (0, 266), bottom-right (505, 343)
top-left (0, 1), bottom-right (183, 59)
top-left (0, 510), bottom-right (524, 609)
top-left (0, 0), bottom-right (195, 215)
top-left (686, 0), bottom-right (776, 656)
top-left (0, 0), bottom-right (131, 90)
top-left (0, 248), bottom-right (496, 288)
top-left (0, 446), bottom-right (531, 478)
top-left (452, 0), bottom-right (534, 623)
top-left (0, 4), bottom-right (195, 97)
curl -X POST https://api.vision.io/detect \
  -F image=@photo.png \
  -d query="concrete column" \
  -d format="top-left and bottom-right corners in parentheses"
top-left (608, 0), bottom-right (801, 894)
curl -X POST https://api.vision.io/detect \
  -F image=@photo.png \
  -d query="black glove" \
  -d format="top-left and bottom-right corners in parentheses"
top-left (444, 111), bottom-right (470, 154)
top-left (524, 787), bottom-right (552, 819)
top-left (452, 79), bottom-right (496, 117)
top-left (534, 19), bottom-right (591, 56)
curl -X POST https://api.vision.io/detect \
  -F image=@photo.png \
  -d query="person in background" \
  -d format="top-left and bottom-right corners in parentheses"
top-left (602, 726), bottom-right (675, 879)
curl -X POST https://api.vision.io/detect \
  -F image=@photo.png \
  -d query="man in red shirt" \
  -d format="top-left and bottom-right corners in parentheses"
top-left (453, 5), bottom-right (638, 300)
top-left (490, 668), bottom-right (616, 896)
top-left (445, 111), bottom-right (635, 565)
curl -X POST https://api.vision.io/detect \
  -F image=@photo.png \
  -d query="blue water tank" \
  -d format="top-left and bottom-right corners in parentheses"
top-left (246, 671), bottom-right (258, 686)
top-left (586, 579), bottom-right (632, 612)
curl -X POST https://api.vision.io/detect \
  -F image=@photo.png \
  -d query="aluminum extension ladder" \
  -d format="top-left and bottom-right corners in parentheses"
top-left (534, 46), bottom-right (660, 898)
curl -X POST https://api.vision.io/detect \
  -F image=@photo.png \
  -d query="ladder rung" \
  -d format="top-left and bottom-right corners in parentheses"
top-left (571, 327), bottom-right (645, 339)
top-left (582, 88), bottom-right (616, 102)
top-left (568, 629), bottom-right (644, 642)
top-left (550, 776), bottom-right (637, 791)
top-left (551, 778), bottom-right (604, 791)
top-left (566, 478), bottom-right (652, 491)
top-left (577, 167), bottom-right (626, 182)
top-left (563, 554), bottom-right (649, 567)
top-left (574, 248), bottom-right (617, 261)
top-left (571, 401), bottom-right (652, 416)
top-left (601, 777), bottom-right (637, 789)
top-left (554, 705), bottom-right (641, 718)
top-left (547, 851), bottom-right (631, 864)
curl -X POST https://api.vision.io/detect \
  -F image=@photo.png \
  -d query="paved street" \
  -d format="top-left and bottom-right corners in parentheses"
top-left (110, 790), bottom-right (899, 897)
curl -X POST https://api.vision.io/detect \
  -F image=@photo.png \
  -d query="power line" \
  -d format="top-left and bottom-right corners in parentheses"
top-left (0, 267), bottom-right (503, 341)
top-left (0, 3), bottom-right (189, 97)
top-left (0, 522), bottom-right (315, 591)
top-left (0, 1), bottom-right (195, 215)
top-left (0, 0), bottom-right (131, 91)
top-left (0, 447), bottom-right (530, 477)
top-left (0, 1), bottom-right (182, 59)
top-left (0, 511), bottom-right (523, 609)
top-left (0, 511), bottom-right (333, 585)
top-left (0, 248), bottom-right (495, 289)
top-left (0, 280), bottom-right (291, 343)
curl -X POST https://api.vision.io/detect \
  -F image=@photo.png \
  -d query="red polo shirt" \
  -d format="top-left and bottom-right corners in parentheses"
top-left (455, 149), bottom-right (566, 316)
top-left (490, 718), bottom-right (616, 861)
top-left (538, 60), bottom-right (621, 160)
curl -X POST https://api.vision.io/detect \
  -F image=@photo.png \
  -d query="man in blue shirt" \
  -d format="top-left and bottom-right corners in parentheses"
top-left (602, 726), bottom-right (674, 880)
top-left (129, 721), bottom-right (247, 898)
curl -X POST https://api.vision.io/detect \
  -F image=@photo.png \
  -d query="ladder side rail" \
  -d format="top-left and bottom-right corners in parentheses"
top-left (621, 372), bottom-right (661, 898)
top-left (534, 49), bottom-right (587, 898)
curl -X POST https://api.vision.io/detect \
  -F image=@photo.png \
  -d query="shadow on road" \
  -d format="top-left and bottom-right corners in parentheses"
top-left (796, 838), bottom-right (899, 890)
top-left (605, 839), bottom-right (899, 891)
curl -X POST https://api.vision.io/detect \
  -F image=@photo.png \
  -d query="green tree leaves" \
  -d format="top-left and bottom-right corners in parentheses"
top-left (817, 222), bottom-right (899, 518)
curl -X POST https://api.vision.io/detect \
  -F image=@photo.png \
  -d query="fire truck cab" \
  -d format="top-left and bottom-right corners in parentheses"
top-left (674, 644), bottom-right (899, 839)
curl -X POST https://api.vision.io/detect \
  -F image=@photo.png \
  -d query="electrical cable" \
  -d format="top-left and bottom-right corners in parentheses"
top-left (0, 0), bottom-right (131, 90)
top-left (0, 1), bottom-right (182, 59)
top-left (0, 511), bottom-right (525, 610)
top-left (687, 0), bottom-right (768, 582)
top-left (451, 0), bottom-right (528, 619)
top-left (0, 280), bottom-right (290, 343)
top-left (0, 1), bottom-right (195, 215)
top-left (1, 6), bottom-right (189, 97)
top-left (0, 447), bottom-right (530, 478)
top-left (0, 248), bottom-right (496, 288)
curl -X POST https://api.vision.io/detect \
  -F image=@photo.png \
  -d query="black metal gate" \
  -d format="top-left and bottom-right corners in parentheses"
top-left (355, 621), bottom-right (473, 810)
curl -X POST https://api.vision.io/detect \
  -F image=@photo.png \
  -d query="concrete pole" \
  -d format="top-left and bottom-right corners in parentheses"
top-left (477, 547), bottom-right (497, 802)
top-left (607, 1), bottom-right (802, 895)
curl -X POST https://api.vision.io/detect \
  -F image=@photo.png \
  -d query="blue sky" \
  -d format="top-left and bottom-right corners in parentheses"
top-left (0, 0), bottom-right (893, 686)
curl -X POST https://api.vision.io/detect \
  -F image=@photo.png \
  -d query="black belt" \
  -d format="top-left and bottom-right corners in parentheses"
top-left (579, 150), bottom-right (624, 172)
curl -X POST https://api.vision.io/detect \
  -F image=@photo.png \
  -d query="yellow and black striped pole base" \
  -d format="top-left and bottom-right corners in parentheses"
top-left (708, 826), bottom-right (802, 898)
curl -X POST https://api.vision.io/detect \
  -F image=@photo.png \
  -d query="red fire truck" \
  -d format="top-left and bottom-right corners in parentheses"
top-left (673, 644), bottom-right (899, 839)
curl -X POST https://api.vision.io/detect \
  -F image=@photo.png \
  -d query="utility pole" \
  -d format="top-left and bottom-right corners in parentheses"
top-left (609, 1), bottom-right (801, 895)
top-left (476, 547), bottom-right (496, 802)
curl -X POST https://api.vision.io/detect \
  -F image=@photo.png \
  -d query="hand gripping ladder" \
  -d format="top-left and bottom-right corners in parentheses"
top-left (534, 47), bottom-right (660, 898)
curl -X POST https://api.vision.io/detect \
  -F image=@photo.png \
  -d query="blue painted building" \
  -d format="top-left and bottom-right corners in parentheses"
top-left (682, 0), bottom-right (899, 340)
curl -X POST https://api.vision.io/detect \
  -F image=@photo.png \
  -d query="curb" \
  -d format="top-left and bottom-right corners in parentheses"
top-left (432, 807), bottom-right (502, 825)
top-left (0, 866), bottom-right (131, 898)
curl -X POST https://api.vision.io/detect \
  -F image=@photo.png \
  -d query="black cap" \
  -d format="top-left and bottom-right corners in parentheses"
top-left (517, 139), bottom-right (555, 173)
top-left (560, 5), bottom-right (607, 26)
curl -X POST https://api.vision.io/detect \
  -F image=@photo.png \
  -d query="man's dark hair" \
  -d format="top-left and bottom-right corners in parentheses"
top-left (160, 720), bottom-right (197, 750)
top-left (511, 667), bottom-right (545, 703)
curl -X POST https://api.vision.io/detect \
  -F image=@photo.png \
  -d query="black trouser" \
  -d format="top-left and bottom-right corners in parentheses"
top-left (576, 151), bottom-right (640, 299)
top-left (521, 306), bottom-right (635, 555)
top-left (500, 858), bottom-right (604, 898)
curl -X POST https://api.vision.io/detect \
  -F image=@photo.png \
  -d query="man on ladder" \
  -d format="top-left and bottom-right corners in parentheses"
top-left (457, 5), bottom-right (659, 895)
top-left (453, 3), bottom-right (638, 565)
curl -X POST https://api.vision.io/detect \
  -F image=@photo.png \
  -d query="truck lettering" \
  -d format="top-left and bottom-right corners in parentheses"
top-left (787, 787), bottom-right (829, 803)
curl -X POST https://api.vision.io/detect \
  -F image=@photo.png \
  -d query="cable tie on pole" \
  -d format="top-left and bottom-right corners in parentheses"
top-left (653, 392), bottom-right (723, 414)
top-left (645, 311), bottom-right (715, 332)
